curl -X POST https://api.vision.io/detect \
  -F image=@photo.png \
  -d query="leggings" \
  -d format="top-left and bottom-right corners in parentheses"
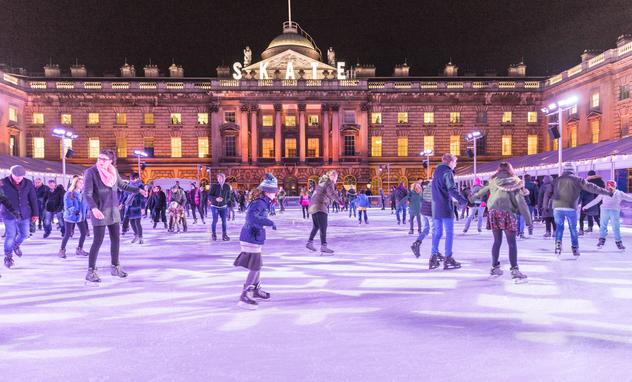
top-left (88, 223), bottom-right (120, 269)
top-left (309, 212), bottom-right (328, 244)
top-left (358, 210), bottom-right (368, 223)
top-left (302, 205), bottom-right (309, 219)
top-left (543, 217), bottom-right (557, 233)
top-left (130, 218), bottom-right (143, 237)
top-left (410, 212), bottom-right (422, 232)
top-left (492, 229), bottom-right (518, 268)
top-left (244, 270), bottom-right (260, 291)
top-left (61, 221), bottom-right (88, 250)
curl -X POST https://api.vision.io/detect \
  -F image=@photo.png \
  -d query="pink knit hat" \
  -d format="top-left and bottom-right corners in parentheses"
top-left (473, 178), bottom-right (482, 186)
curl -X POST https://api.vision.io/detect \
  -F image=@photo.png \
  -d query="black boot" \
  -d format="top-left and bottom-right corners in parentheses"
top-left (429, 254), bottom-right (440, 270)
top-left (597, 238), bottom-right (605, 249)
top-left (616, 241), bottom-right (626, 251)
top-left (443, 256), bottom-right (461, 270)
top-left (4, 254), bottom-right (14, 269)
top-left (253, 283), bottom-right (270, 300)
top-left (212, 233), bottom-right (217, 241)
top-left (222, 234), bottom-right (230, 241)
top-left (410, 240), bottom-right (422, 259)
top-left (13, 245), bottom-right (22, 258)
top-left (238, 286), bottom-right (258, 310)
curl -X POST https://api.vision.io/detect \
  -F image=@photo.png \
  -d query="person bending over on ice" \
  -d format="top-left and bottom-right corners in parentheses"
top-left (234, 173), bottom-right (278, 310)
top-left (582, 179), bottom-right (632, 251)
top-left (168, 201), bottom-right (187, 233)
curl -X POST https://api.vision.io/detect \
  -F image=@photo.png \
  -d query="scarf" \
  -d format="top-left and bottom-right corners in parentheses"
top-left (97, 164), bottom-right (117, 188)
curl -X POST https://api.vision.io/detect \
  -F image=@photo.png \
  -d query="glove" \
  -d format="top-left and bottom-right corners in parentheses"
top-left (480, 202), bottom-right (487, 208)
top-left (271, 224), bottom-right (277, 231)
top-left (75, 210), bottom-right (81, 216)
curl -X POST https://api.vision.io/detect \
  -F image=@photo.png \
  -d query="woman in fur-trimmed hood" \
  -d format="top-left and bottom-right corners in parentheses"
top-left (472, 162), bottom-right (532, 282)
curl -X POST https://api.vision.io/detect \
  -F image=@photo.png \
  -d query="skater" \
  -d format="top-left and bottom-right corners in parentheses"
top-left (209, 173), bottom-right (231, 241)
top-left (234, 173), bottom-right (278, 309)
top-left (42, 179), bottom-right (66, 238)
top-left (390, 186), bottom-right (396, 214)
top-left (582, 180), bottom-right (632, 250)
top-left (519, 174), bottom-right (539, 237)
top-left (188, 183), bottom-right (203, 224)
top-left (356, 189), bottom-right (370, 224)
top-left (59, 176), bottom-right (90, 258)
top-left (1, 165), bottom-right (34, 269)
top-left (472, 162), bottom-right (531, 282)
top-left (379, 188), bottom-right (386, 210)
top-left (306, 170), bottom-right (341, 255)
top-left (430, 154), bottom-right (468, 270)
top-left (407, 181), bottom-right (422, 234)
top-left (147, 185), bottom-right (168, 229)
top-left (410, 180), bottom-right (433, 259)
top-left (537, 175), bottom-right (556, 238)
top-left (168, 201), bottom-right (187, 233)
top-left (34, 178), bottom-right (46, 230)
top-left (347, 186), bottom-right (357, 218)
top-left (463, 178), bottom-right (485, 233)
top-left (299, 189), bottom-right (310, 219)
top-left (546, 162), bottom-right (611, 256)
top-left (579, 170), bottom-right (605, 235)
top-left (124, 183), bottom-right (146, 244)
top-left (227, 186), bottom-right (236, 221)
top-left (277, 186), bottom-right (286, 213)
top-left (83, 149), bottom-right (148, 284)
top-left (394, 182), bottom-right (408, 225)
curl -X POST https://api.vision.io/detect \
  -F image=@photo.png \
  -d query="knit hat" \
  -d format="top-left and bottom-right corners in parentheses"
top-left (587, 170), bottom-right (596, 176)
top-left (258, 173), bottom-right (278, 193)
top-left (562, 162), bottom-right (575, 174)
top-left (473, 177), bottom-right (482, 186)
top-left (10, 165), bottom-right (26, 177)
top-left (607, 180), bottom-right (616, 188)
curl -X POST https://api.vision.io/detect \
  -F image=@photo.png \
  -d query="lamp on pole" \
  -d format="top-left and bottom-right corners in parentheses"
top-left (52, 128), bottom-right (78, 187)
top-left (420, 149), bottom-right (434, 180)
top-left (133, 150), bottom-right (148, 179)
top-left (466, 131), bottom-right (483, 179)
top-left (541, 95), bottom-right (578, 176)
top-left (378, 163), bottom-right (391, 193)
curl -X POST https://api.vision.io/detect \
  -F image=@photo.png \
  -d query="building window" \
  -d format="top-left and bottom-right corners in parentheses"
top-left (170, 137), bottom-right (182, 158)
top-left (262, 115), bottom-right (273, 127)
top-left (88, 138), bottom-right (100, 158)
top-left (397, 112), bottom-right (408, 124)
top-left (620, 85), bottom-right (630, 101)
top-left (502, 135), bottom-right (512, 156)
top-left (528, 135), bottom-right (538, 155)
top-left (397, 137), bottom-right (408, 157)
top-left (143, 137), bottom-right (154, 157)
top-left (476, 111), bottom-right (487, 124)
top-left (307, 138), bottom-right (319, 157)
top-left (198, 137), bottom-right (209, 158)
top-left (9, 136), bottom-right (17, 156)
top-left (224, 111), bottom-right (236, 123)
top-left (568, 105), bottom-right (577, 117)
top-left (371, 112), bottom-right (382, 124)
top-left (501, 111), bottom-right (512, 124)
top-left (424, 136), bottom-right (434, 152)
top-left (8, 106), bottom-right (18, 122)
top-left (197, 113), bottom-right (209, 125)
top-left (423, 112), bottom-right (434, 124)
top-left (59, 138), bottom-right (72, 159)
top-left (225, 136), bottom-right (236, 157)
top-left (88, 112), bottom-right (100, 125)
top-left (32, 137), bottom-right (45, 158)
top-left (116, 112), bottom-right (127, 125)
top-left (553, 139), bottom-right (558, 151)
top-left (143, 113), bottom-right (154, 125)
top-left (308, 115), bottom-right (319, 126)
top-left (371, 136), bottom-right (382, 157)
top-left (61, 113), bottom-right (72, 125)
top-left (591, 119), bottom-right (600, 143)
top-left (284, 138), bottom-right (297, 157)
top-left (450, 135), bottom-right (460, 156)
top-left (32, 112), bottom-right (44, 125)
top-left (261, 138), bottom-right (274, 158)
top-left (591, 92), bottom-right (600, 109)
top-left (344, 136), bottom-right (355, 156)
top-left (449, 112), bottom-right (461, 124)
top-left (527, 111), bottom-right (538, 123)
top-left (170, 113), bottom-right (182, 125)
top-left (570, 124), bottom-right (578, 147)
top-left (116, 137), bottom-right (127, 158)
top-left (284, 115), bottom-right (296, 126)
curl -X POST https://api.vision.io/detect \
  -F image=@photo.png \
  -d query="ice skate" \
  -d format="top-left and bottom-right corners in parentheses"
top-left (408, 229), bottom-right (414, 235)
top-left (13, 245), bottom-right (22, 258)
top-left (443, 256), bottom-right (461, 270)
top-left (75, 247), bottom-right (88, 256)
top-left (616, 241), bottom-right (626, 251)
top-left (4, 254), bottom-right (14, 269)
top-left (597, 238), bottom-right (605, 249)
top-left (543, 231), bottom-right (551, 238)
top-left (429, 254), bottom-right (440, 270)
top-left (578, 229), bottom-right (584, 236)
top-left (153, 222), bottom-right (157, 229)
top-left (212, 233), bottom-right (217, 241)
top-left (58, 249), bottom-right (66, 258)
top-left (253, 283), bottom-right (271, 300)
top-left (410, 240), bottom-right (422, 259)
top-left (489, 264), bottom-right (503, 278)
top-left (435, 252), bottom-right (446, 262)
top-left (306, 241), bottom-right (317, 252)
top-left (131, 235), bottom-right (139, 244)
top-left (138, 237), bottom-right (144, 245)
top-left (554, 241), bottom-right (562, 256)
top-left (320, 244), bottom-right (334, 256)
top-left (238, 286), bottom-right (258, 310)
top-left (85, 268), bottom-right (101, 285)
top-left (222, 234), bottom-right (230, 241)
top-left (572, 246), bottom-right (580, 257)
top-left (110, 265), bottom-right (128, 278)
top-left (510, 266), bottom-right (528, 284)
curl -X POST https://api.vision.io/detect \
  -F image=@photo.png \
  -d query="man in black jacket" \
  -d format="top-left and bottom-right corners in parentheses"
top-left (209, 173), bottom-right (231, 241)
top-left (1, 165), bottom-right (38, 269)
top-left (42, 180), bottom-right (65, 238)
top-left (518, 174), bottom-right (539, 238)
top-left (34, 178), bottom-right (46, 230)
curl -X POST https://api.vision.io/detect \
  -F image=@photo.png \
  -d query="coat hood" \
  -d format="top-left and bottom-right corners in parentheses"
top-left (542, 175), bottom-right (552, 185)
top-left (492, 171), bottom-right (524, 192)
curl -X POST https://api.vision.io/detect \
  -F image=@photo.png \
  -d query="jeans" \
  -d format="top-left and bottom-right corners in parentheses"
top-left (463, 205), bottom-right (485, 232)
top-left (416, 215), bottom-right (431, 241)
top-left (61, 220), bottom-right (88, 250)
top-left (309, 212), bottom-right (328, 244)
top-left (431, 217), bottom-right (454, 257)
top-left (492, 229), bottom-right (518, 268)
top-left (554, 209), bottom-right (579, 247)
top-left (396, 203), bottom-right (407, 223)
top-left (517, 205), bottom-right (535, 234)
top-left (4, 218), bottom-right (30, 255)
top-left (211, 207), bottom-right (228, 235)
top-left (44, 211), bottom-right (65, 236)
top-left (358, 210), bottom-right (368, 223)
top-left (599, 208), bottom-right (622, 242)
top-left (348, 202), bottom-right (357, 217)
top-left (88, 223), bottom-right (120, 269)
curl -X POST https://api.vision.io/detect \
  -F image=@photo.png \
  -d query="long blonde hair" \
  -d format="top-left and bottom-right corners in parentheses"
top-left (68, 176), bottom-right (82, 193)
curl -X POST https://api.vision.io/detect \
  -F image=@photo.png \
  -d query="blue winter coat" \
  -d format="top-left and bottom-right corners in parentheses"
top-left (356, 193), bottom-right (370, 208)
top-left (239, 196), bottom-right (275, 245)
top-left (1, 176), bottom-right (38, 221)
top-left (431, 164), bottom-right (468, 219)
top-left (63, 191), bottom-right (89, 223)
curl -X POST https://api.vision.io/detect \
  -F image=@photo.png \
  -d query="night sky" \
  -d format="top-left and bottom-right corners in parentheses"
top-left (1, 0), bottom-right (631, 77)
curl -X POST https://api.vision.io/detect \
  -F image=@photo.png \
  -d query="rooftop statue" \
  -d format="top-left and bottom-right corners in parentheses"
top-left (244, 46), bottom-right (252, 66)
top-left (327, 47), bottom-right (336, 66)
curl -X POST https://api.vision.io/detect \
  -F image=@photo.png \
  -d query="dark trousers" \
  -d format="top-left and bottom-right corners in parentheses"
top-left (358, 210), bottom-right (368, 223)
top-left (579, 213), bottom-right (600, 231)
top-left (492, 229), bottom-right (518, 268)
top-left (410, 212), bottom-right (422, 232)
top-left (544, 217), bottom-right (557, 233)
top-left (61, 221), bottom-right (88, 250)
top-left (130, 218), bottom-right (143, 237)
top-left (152, 208), bottom-right (167, 223)
top-left (302, 205), bottom-right (309, 219)
top-left (211, 207), bottom-right (228, 235)
top-left (309, 212), bottom-right (328, 244)
top-left (122, 216), bottom-right (130, 233)
top-left (88, 223), bottom-right (120, 269)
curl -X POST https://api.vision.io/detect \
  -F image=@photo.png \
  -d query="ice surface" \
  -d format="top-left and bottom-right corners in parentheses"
top-left (1, 208), bottom-right (632, 381)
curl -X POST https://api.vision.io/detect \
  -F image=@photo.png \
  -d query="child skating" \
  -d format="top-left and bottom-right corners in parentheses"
top-left (234, 173), bottom-right (278, 310)
top-left (582, 179), bottom-right (632, 251)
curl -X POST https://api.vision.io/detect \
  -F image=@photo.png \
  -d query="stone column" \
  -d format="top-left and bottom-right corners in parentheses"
top-left (359, 103), bottom-right (369, 163)
top-left (240, 104), bottom-right (249, 164)
top-left (250, 104), bottom-right (258, 164)
top-left (274, 103), bottom-right (282, 164)
top-left (298, 103), bottom-right (306, 163)
top-left (322, 104), bottom-right (330, 163)
top-left (210, 103), bottom-right (221, 165)
top-left (331, 104), bottom-right (340, 163)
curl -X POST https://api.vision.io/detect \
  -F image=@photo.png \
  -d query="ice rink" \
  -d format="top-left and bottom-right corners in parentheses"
top-left (2, 208), bottom-right (632, 381)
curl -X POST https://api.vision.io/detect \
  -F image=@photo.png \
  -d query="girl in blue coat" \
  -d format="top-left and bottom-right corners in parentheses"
top-left (356, 190), bottom-right (370, 224)
top-left (234, 173), bottom-right (278, 309)
top-left (59, 176), bottom-right (90, 258)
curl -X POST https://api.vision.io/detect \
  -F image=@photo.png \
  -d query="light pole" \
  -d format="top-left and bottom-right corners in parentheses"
top-left (466, 131), bottom-right (482, 179)
top-left (420, 149), bottom-right (434, 180)
top-left (541, 95), bottom-right (578, 176)
top-left (52, 128), bottom-right (78, 187)
top-left (133, 150), bottom-right (148, 179)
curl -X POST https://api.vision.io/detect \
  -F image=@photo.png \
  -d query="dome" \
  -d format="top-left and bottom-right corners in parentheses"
top-left (261, 23), bottom-right (322, 61)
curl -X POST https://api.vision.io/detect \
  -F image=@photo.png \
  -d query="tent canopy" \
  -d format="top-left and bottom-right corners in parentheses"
top-left (0, 154), bottom-right (87, 180)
